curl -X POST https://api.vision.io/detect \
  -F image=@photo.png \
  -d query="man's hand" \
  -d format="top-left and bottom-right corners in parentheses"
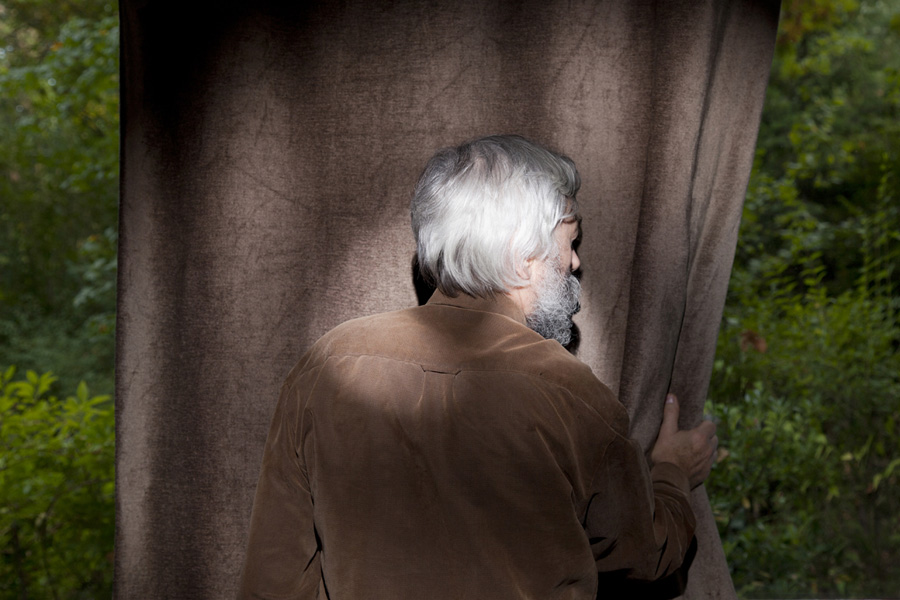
top-left (650, 393), bottom-right (718, 489)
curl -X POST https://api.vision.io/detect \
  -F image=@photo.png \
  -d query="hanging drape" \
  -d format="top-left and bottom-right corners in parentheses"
top-left (116, 0), bottom-right (780, 597)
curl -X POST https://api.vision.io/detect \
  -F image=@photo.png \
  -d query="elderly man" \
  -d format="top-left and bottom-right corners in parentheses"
top-left (238, 135), bottom-right (717, 599)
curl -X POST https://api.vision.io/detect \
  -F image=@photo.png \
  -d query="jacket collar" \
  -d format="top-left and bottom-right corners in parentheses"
top-left (426, 289), bottom-right (527, 326)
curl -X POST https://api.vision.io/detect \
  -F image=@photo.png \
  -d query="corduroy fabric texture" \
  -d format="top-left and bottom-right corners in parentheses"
top-left (116, 0), bottom-right (779, 597)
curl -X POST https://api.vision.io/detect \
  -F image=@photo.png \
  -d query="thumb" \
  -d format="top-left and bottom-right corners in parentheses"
top-left (660, 393), bottom-right (680, 436)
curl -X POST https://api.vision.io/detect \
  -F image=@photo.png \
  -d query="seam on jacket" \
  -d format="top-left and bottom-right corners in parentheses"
top-left (288, 363), bottom-right (325, 494)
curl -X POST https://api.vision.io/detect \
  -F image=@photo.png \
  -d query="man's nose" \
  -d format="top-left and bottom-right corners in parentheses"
top-left (571, 250), bottom-right (581, 272)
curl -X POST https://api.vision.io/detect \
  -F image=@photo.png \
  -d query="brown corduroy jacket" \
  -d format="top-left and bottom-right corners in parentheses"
top-left (238, 290), bottom-right (696, 599)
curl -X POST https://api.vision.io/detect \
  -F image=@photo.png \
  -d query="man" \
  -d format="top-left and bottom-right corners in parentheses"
top-left (238, 135), bottom-right (718, 599)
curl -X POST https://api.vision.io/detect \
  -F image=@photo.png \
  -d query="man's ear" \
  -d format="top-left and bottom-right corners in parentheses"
top-left (515, 257), bottom-right (535, 282)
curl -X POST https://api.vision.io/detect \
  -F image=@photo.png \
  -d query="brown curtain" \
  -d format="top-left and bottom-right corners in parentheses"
top-left (116, 1), bottom-right (780, 597)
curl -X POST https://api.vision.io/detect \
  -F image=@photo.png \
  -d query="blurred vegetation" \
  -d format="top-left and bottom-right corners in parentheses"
top-left (706, 0), bottom-right (900, 596)
top-left (0, 0), bottom-right (118, 395)
top-left (0, 0), bottom-right (899, 597)
top-left (1, 0), bottom-right (118, 597)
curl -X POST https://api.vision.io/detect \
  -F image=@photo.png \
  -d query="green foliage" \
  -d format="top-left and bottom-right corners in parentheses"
top-left (0, 366), bottom-right (115, 598)
top-left (708, 0), bottom-right (900, 595)
top-left (749, 0), bottom-right (900, 295)
top-left (709, 279), bottom-right (900, 596)
top-left (0, 0), bottom-right (119, 395)
top-left (0, 3), bottom-right (119, 596)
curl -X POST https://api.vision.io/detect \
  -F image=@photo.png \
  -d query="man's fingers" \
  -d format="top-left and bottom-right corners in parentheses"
top-left (653, 393), bottom-right (721, 487)
top-left (659, 393), bottom-right (680, 436)
top-left (697, 419), bottom-right (717, 440)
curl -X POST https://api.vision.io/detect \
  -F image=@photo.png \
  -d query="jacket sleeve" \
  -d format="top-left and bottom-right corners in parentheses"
top-left (584, 434), bottom-right (696, 581)
top-left (237, 369), bottom-right (322, 599)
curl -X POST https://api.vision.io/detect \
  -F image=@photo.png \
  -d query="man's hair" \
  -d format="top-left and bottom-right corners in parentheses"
top-left (411, 134), bottom-right (580, 298)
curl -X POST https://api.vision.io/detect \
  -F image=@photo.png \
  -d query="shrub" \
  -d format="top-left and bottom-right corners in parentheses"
top-left (709, 243), bottom-right (900, 596)
top-left (0, 366), bottom-right (114, 599)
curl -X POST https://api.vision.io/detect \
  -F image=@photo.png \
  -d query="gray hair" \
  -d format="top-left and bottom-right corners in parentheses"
top-left (410, 135), bottom-right (580, 298)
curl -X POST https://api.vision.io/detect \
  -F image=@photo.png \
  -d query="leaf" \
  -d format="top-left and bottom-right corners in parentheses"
top-left (77, 380), bottom-right (89, 402)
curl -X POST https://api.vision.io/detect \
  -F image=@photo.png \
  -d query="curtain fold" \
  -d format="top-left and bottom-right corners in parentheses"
top-left (116, 1), bottom-right (779, 596)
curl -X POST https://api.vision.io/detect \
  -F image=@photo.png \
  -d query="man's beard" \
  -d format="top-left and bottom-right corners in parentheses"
top-left (525, 257), bottom-right (581, 347)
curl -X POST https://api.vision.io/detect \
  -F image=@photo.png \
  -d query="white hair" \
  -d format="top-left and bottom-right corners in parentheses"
top-left (410, 135), bottom-right (580, 298)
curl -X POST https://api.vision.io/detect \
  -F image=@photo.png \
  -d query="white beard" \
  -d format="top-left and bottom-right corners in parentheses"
top-left (525, 256), bottom-right (581, 346)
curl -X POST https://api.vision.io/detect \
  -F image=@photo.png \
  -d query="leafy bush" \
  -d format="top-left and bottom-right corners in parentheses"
top-left (709, 281), bottom-right (900, 596)
top-left (0, 5), bottom-right (119, 313)
top-left (706, 1), bottom-right (900, 595)
top-left (0, 3), bottom-right (119, 595)
top-left (0, 366), bottom-right (114, 599)
top-left (0, 1), bottom-right (119, 397)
